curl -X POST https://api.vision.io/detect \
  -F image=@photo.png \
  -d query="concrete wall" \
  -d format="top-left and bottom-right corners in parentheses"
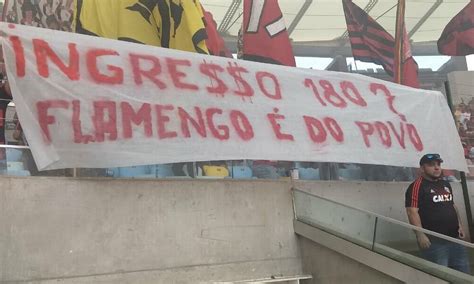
top-left (1, 177), bottom-right (469, 283)
top-left (0, 177), bottom-right (301, 283)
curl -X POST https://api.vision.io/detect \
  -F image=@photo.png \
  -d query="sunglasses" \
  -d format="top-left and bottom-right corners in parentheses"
top-left (425, 154), bottom-right (441, 159)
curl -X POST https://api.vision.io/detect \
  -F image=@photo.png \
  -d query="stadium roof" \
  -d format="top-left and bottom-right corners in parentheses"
top-left (201, 0), bottom-right (471, 57)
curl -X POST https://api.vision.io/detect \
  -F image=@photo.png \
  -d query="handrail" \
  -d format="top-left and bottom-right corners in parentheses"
top-left (292, 188), bottom-right (474, 248)
top-left (0, 144), bottom-right (30, 149)
top-left (294, 219), bottom-right (474, 283)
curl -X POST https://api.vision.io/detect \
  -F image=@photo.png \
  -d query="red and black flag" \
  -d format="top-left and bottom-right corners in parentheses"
top-left (438, 1), bottom-right (474, 56)
top-left (242, 0), bottom-right (295, 66)
top-left (343, 0), bottom-right (419, 88)
top-left (343, 0), bottom-right (395, 76)
top-left (201, 6), bottom-right (232, 58)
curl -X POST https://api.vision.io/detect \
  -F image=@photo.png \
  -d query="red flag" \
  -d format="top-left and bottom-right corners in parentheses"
top-left (437, 1), bottom-right (474, 56)
top-left (401, 58), bottom-right (420, 88)
top-left (343, 0), bottom-right (419, 88)
top-left (242, 0), bottom-right (295, 66)
top-left (201, 7), bottom-right (232, 58)
top-left (394, 0), bottom-right (419, 88)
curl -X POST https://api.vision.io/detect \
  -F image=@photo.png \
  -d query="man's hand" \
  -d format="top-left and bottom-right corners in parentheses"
top-left (459, 226), bottom-right (466, 239)
top-left (406, 207), bottom-right (430, 249)
top-left (416, 233), bottom-right (431, 249)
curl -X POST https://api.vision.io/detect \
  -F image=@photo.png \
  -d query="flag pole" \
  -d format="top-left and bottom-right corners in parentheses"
top-left (353, 59), bottom-right (359, 71)
top-left (394, 0), bottom-right (405, 84)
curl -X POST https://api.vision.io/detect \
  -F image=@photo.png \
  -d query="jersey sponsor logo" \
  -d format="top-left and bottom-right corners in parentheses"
top-left (433, 194), bottom-right (453, 203)
top-left (444, 186), bottom-right (451, 193)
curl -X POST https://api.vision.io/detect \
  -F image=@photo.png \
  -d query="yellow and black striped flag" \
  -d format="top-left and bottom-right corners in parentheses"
top-left (73, 0), bottom-right (209, 54)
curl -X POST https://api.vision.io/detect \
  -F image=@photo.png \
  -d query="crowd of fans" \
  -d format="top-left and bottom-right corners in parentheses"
top-left (455, 99), bottom-right (474, 178)
top-left (4, 0), bottom-right (73, 31)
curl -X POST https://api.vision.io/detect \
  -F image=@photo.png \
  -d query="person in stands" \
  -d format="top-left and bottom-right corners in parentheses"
top-left (405, 154), bottom-right (470, 273)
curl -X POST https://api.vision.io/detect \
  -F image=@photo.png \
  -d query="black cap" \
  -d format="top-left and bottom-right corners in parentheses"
top-left (419, 153), bottom-right (443, 166)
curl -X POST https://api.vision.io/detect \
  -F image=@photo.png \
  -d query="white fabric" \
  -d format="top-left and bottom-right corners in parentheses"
top-left (0, 23), bottom-right (467, 171)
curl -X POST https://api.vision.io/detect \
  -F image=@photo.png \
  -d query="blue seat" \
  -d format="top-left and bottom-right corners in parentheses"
top-left (231, 166), bottom-right (253, 179)
top-left (106, 168), bottom-right (120, 177)
top-left (7, 161), bottom-right (25, 171)
top-left (117, 166), bottom-right (149, 178)
top-left (338, 168), bottom-right (363, 180)
top-left (154, 164), bottom-right (174, 178)
top-left (338, 168), bottom-right (351, 180)
top-left (6, 148), bottom-right (23, 162)
top-left (299, 168), bottom-right (320, 180)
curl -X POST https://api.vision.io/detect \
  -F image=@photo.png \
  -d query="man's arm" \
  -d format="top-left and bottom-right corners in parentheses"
top-left (453, 204), bottom-right (466, 239)
top-left (448, 181), bottom-right (465, 239)
top-left (406, 207), bottom-right (431, 249)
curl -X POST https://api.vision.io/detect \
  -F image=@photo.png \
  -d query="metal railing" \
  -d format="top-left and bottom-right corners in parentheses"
top-left (292, 188), bottom-right (474, 283)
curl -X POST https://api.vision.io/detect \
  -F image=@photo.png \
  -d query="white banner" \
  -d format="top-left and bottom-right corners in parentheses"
top-left (0, 23), bottom-right (467, 171)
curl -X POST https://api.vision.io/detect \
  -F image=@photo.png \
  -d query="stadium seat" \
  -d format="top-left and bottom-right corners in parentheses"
top-left (117, 166), bottom-right (149, 178)
top-left (203, 165), bottom-right (229, 178)
top-left (338, 168), bottom-right (363, 180)
top-left (230, 166), bottom-right (253, 179)
top-left (299, 168), bottom-right (320, 180)
top-left (338, 168), bottom-right (351, 180)
top-left (106, 168), bottom-right (120, 177)
top-left (349, 168), bottom-right (363, 180)
top-left (153, 164), bottom-right (174, 178)
top-left (6, 148), bottom-right (23, 162)
top-left (252, 165), bottom-right (280, 179)
top-left (7, 161), bottom-right (24, 171)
